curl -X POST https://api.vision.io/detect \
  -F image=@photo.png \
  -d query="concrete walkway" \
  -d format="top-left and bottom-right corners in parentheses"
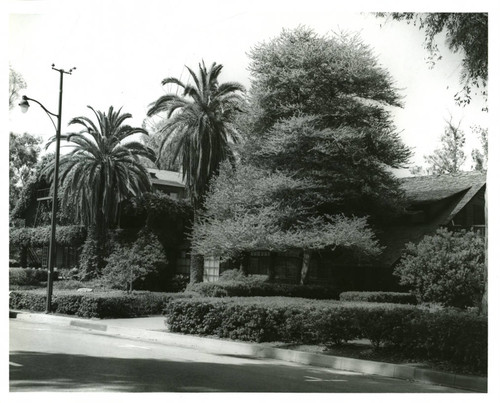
top-left (10, 311), bottom-right (487, 392)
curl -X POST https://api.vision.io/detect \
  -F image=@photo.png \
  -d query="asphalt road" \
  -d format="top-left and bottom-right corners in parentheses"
top-left (9, 319), bottom-right (467, 393)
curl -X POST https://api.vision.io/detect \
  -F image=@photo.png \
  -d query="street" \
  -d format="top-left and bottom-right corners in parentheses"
top-left (9, 319), bottom-right (467, 392)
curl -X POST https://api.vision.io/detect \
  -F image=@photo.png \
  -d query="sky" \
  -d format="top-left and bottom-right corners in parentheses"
top-left (4, 0), bottom-right (495, 174)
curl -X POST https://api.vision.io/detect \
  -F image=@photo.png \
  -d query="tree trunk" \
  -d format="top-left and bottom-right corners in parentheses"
top-left (300, 249), bottom-right (312, 285)
top-left (189, 209), bottom-right (204, 283)
top-left (190, 253), bottom-right (204, 283)
top-left (267, 252), bottom-right (276, 282)
top-left (239, 252), bottom-right (249, 275)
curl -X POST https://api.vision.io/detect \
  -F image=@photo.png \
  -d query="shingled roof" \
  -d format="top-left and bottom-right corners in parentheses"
top-left (375, 171), bottom-right (486, 267)
top-left (400, 171), bottom-right (486, 203)
top-left (147, 168), bottom-right (185, 189)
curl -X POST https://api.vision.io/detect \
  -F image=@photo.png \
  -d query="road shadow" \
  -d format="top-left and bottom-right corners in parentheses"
top-left (9, 351), bottom-right (465, 393)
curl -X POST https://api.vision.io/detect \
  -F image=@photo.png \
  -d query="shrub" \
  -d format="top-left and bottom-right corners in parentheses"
top-left (339, 291), bottom-right (417, 304)
top-left (394, 228), bottom-right (485, 308)
top-left (9, 289), bottom-right (191, 318)
top-left (186, 276), bottom-right (339, 299)
top-left (164, 297), bottom-right (487, 372)
top-left (102, 229), bottom-right (168, 292)
top-left (9, 267), bottom-right (59, 286)
top-left (9, 225), bottom-right (87, 248)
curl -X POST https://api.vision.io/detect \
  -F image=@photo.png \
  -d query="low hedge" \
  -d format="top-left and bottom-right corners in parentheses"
top-left (164, 297), bottom-right (487, 372)
top-left (187, 279), bottom-right (340, 299)
top-left (339, 291), bottom-right (417, 305)
top-left (9, 290), bottom-right (192, 318)
top-left (10, 268), bottom-right (59, 286)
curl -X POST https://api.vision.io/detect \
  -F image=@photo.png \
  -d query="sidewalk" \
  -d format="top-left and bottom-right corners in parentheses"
top-left (10, 310), bottom-right (487, 392)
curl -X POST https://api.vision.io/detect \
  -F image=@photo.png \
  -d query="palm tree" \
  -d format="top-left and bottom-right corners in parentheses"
top-left (44, 106), bottom-right (156, 277)
top-left (148, 61), bottom-right (245, 282)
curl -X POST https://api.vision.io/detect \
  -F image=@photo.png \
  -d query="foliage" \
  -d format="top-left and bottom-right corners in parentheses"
top-left (147, 60), bottom-right (245, 209)
top-left (378, 13), bottom-right (488, 107)
top-left (78, 234), bottom-right (102, 280)
top-left (147, 61), bottom-right (245, 284)
top-left (102, 230), bottom-right (168, 292)
top-left (165, 297), bottom-right (486, 372)
top-left (121, 192), bottom-right (192, 246)
top-left (9, 289), bottom-right (191, 318)
top-left (247, 27), bottom-right (403, 134)
top-left (239, 27), bottom-right (411, 247)
top-left (423, 119), bottom-right (466, 175)
top-left (9, 65), bottom-right (26, 109)
top-left (9, 225), bottom-right (87, 248)
top-left (9, 132), bottom-right (42, 211)
top-left (471, 126), bottom-right (488, 171)
top-left (9, 268), bottom-right (59, 286)
top-left (339, 291), bottom-right (417, 304)
top-left (394, 228), bottom-right (485, 308)
top-left (186, 275), bottom-right (340, 299)
top-left (43, 106), bottom-right (155, 230)
top-left (193, 162), bottom-right (381, 261)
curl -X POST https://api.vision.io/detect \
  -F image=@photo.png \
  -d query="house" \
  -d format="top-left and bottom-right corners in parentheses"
top-left (203, 171), bottom-right (487, 289)
top-left (10, 168), bottom-right (188, 270)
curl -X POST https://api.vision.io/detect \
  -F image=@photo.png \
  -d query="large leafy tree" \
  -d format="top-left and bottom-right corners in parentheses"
top-left (226, 27), bottom-right (411, 281)
top-left (378, 13), bottom-right (488, 107)
top-left (43, 106), bottom-right (156, 276)
top-left (9, 132), bottom-right (42, 211)
top-left (245, 27), bottom-right (411, 222)
top-left (193, 162), bottom-right (381, 284)
top-left (147, 61), bottom-right (245, 282)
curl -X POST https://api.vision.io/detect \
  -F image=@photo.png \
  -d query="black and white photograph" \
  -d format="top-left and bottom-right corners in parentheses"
top-left (4, 0), bottom-right (498, 397)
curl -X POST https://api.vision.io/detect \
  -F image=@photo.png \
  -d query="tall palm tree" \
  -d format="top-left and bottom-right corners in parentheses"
top-left (44, 106), bottom-right (156, 276)
top-left (148, 61), bottom-right (245, 282)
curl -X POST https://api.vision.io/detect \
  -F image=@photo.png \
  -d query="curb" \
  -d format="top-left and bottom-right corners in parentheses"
top-left (10, 311), bottom-right (487, 392)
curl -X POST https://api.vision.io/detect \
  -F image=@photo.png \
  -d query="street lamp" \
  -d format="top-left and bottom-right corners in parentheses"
top-left (19, 64), bottom-right (76, 313)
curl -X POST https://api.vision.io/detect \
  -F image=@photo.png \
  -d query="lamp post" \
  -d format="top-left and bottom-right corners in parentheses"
top-left (19, 64), bottom-right (75, 313)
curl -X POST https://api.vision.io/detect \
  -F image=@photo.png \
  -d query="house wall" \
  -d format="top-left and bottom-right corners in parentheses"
top-left (203, 251), bottom-right (402, 291)
top-left (450, 187), bottom-right (485, 230)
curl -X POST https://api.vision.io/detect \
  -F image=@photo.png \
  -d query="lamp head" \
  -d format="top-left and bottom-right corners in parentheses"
top-left (19, 96), bottom-right (30, 113)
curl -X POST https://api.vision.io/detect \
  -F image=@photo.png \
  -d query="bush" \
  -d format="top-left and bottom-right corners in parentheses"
top-left (339, 291), bottom-right (417, 304)
top-left (394, 228), bottom-right (485, 308)
top-left (164, 297), bottom-right (487, 372)
top-left (9, 225), bottom-right (87, 248)
top-left (186, 275), bottom-right (339, 299)
top-left (9, 289), bottom-right (191, 318)
top-left (102, 229), bottom-right (168, 292)
top-left (9, 267), bottom-right (59, 286)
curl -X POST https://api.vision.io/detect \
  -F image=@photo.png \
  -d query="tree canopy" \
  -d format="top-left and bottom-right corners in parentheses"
top-left (9, 132), bottom-right (42, 211)
top-left (243, 27), bottom-right (411, 222)
top-left (378, 13), bottom-right (488, 107)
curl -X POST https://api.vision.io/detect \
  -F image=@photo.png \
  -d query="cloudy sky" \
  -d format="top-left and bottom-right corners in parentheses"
top-left (5, 0), bottom-right (495, 175)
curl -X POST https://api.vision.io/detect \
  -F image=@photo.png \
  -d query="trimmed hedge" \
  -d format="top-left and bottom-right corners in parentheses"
top-left (339, 291), bottom-right (417, 305)
top-left (187, 279), bottom-right (340, 299)
top-left (9, 290), bottom-right (192, 318)
top-left (10, 268), bottom-right (59, 286)
top-left (164, 297), bottom-right (487, 372)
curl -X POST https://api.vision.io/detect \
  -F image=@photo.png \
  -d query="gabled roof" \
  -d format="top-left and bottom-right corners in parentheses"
top-left (147, 168), bottom-right (185, 189)
top-left (375, 171), bottom-right (486, 267)
top-left (400, 171), bottom-right (486, 203)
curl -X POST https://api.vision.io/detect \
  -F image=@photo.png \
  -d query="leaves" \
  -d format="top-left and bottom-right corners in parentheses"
top-left (147, 61), bottom-right (246, 209)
